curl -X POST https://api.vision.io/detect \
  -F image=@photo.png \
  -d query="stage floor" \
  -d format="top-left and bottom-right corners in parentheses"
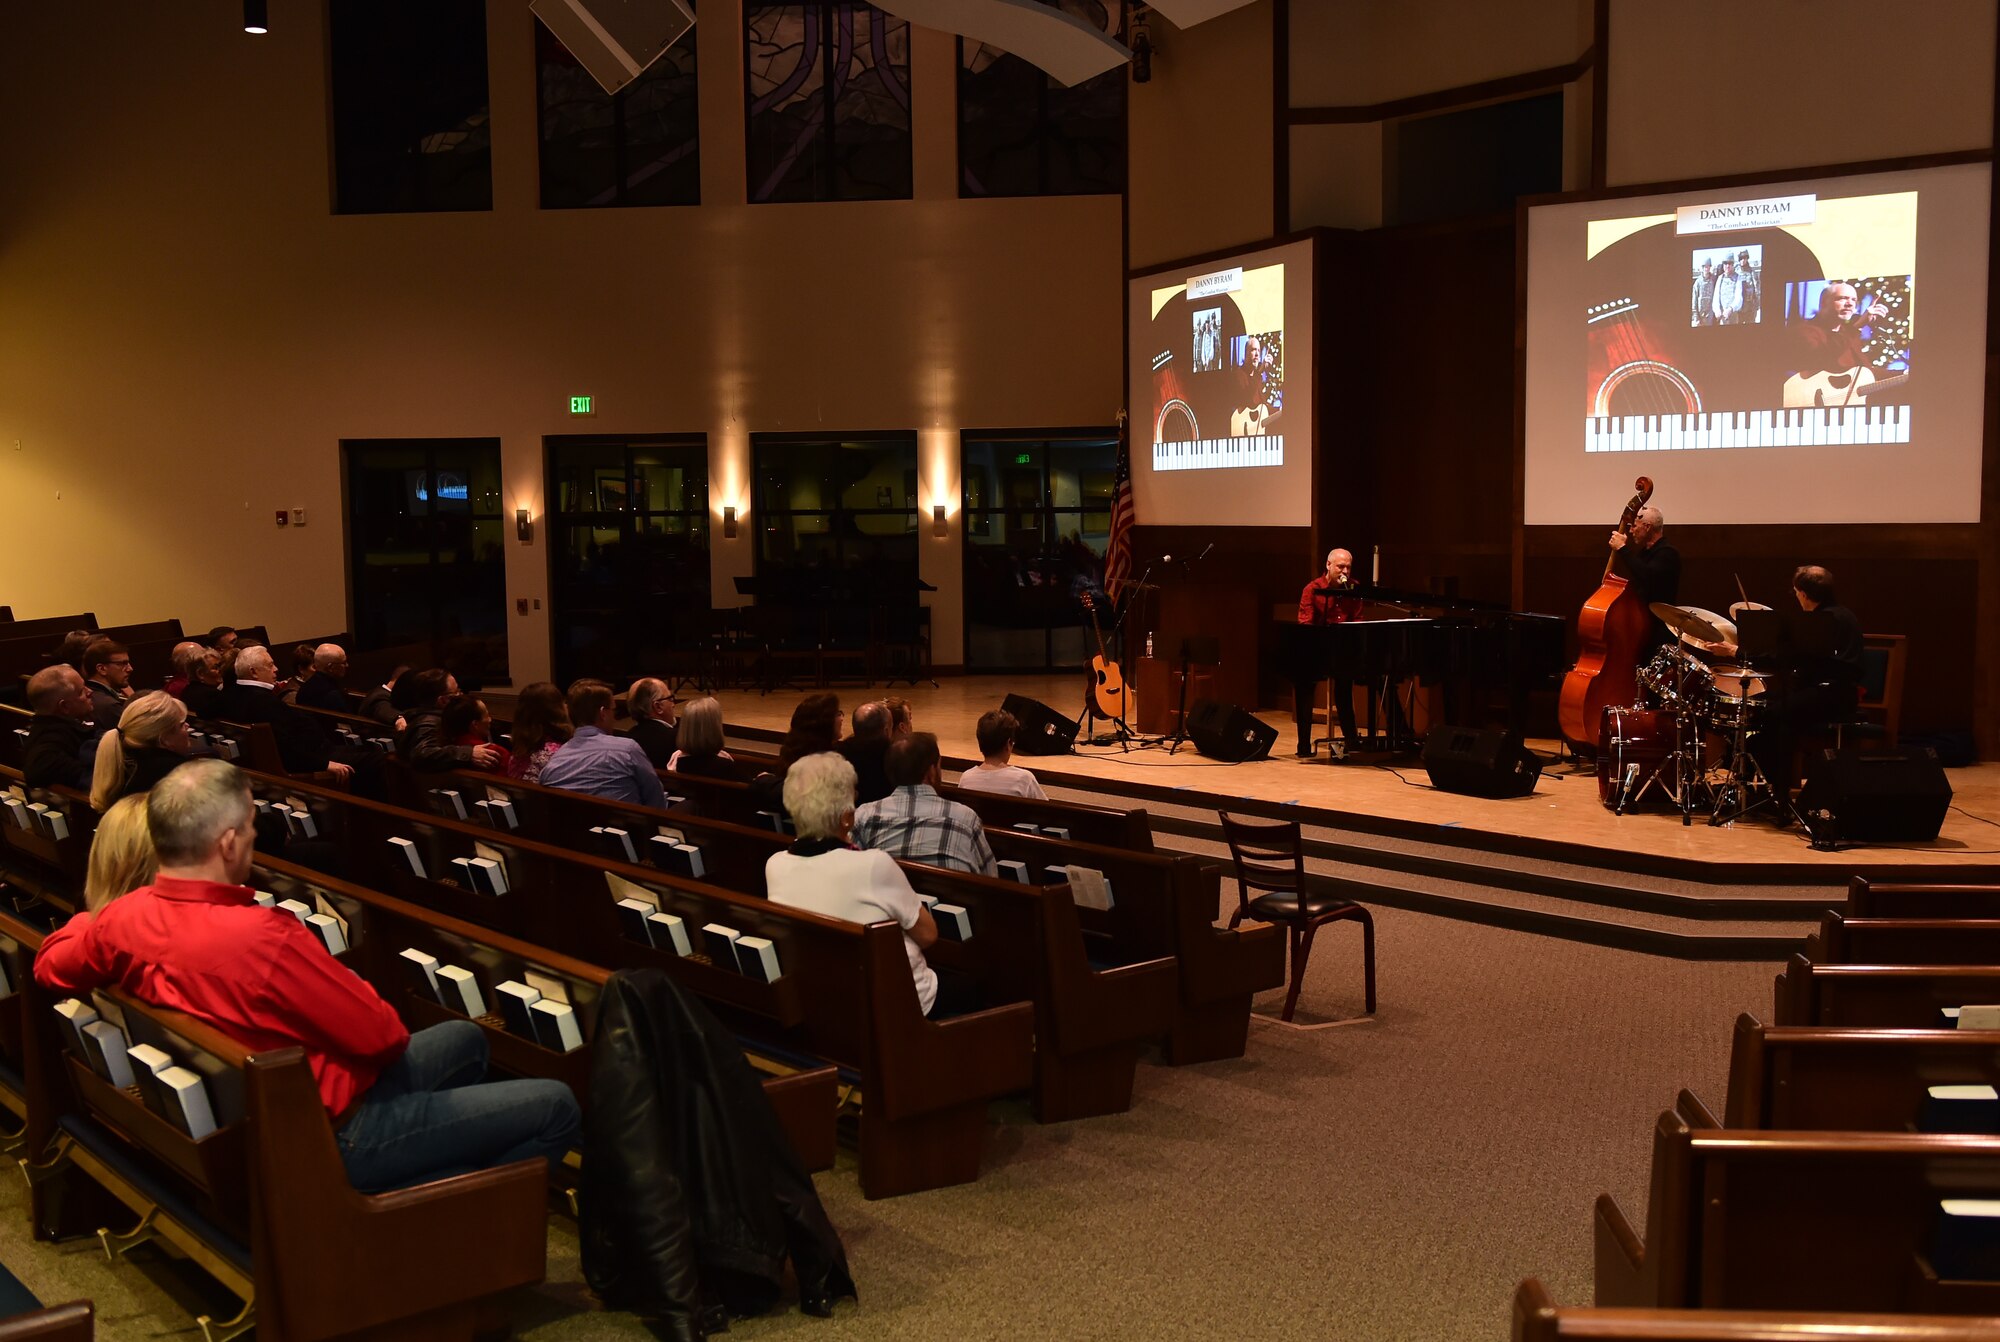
top-left (716, 674), bottom-right (2000, 876)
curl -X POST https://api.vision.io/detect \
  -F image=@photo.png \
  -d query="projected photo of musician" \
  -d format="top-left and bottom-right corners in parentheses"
top-left (1230, 331), bottom-right (1284, 436)
top-left (1783, 277), bottom-right (1912, 401)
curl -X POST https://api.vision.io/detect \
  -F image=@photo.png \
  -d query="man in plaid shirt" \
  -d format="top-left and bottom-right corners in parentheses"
top-left (852, 733), bottom-right (997, 877)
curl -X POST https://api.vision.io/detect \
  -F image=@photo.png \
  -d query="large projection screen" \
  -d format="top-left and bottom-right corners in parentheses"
top-left (1127, 237), bottom-right (1315, 527)
top-left (1524, 161), bottom-right (1988, 525)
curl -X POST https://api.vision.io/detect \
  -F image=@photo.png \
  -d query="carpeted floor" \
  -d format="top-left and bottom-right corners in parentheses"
top-left (0, 906), bottom-right (1776, 1341)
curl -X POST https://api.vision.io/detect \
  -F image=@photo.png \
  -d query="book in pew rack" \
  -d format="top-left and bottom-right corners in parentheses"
top-left (156, 1065), bottom-right (217, 1140)
top-left (702, 924), bottom-right (742, 971)
top-left (436, 965), bottom-right (487, 1017)
top-left (529, 999), bottom-right (584, 1052)
top-left (400, 948), bottom-right (443, 1001)
top-left (388, 836), bottom-right (426, 879)
top-left (495, 981), bottom-right (541, 1038)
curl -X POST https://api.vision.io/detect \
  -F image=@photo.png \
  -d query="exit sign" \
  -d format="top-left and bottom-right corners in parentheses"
top-left (569, 395), bottom-right (595, 416)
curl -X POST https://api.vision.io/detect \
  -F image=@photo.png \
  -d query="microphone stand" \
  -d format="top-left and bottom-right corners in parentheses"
top-left (1164, 545), bottom-right (1217, 755)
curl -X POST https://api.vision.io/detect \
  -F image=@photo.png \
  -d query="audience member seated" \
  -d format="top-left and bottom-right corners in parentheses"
top-left (751, 693), bottom-right (844, 811)
top-left (765, 752), bottom-right (942, 1016)
top-left (83, 793), bottom-right (157, 912)
top-left (624, 678), bottom-right (680, 768)
top-left (218, 646), bottom-right (357, 782)
top-left (23, 664), bottom-right (98, 790)
top-left (293, 643), bottom-right (353, 713)
top-left (394, 669), bottom-right (503, 774)
top-left (838, 701), bottom-right (895, 805)
top-left (203, 625), bottom-right (239, 653)
top-left (162, 640), bottom-right (204, 698)
top-left (537, 680), bottom-right (666, 808)
top-left (278, 642), bottom-right (317, 702)
top-left (82, 637), bottom-right (136, 726)
top-left (852, 733), bottom-right (998, 877)
top-left (664, 697), bottom-right (733, 779)
top-left (357, 664), bottom-right (408, 729)
top-left (35, 760), bottom-right (582, 1192)
top-left (90, 692), bottom-right (194, 812)
top-left (504, 681), bottom-right (571, 783)
top-left (956, 708), bottom-right (1048, 800)
top-left (886, 696), bottom-right (914, 737)
top-left (180, 648), bottom-right (226, 719)
top-left (443, 697), bottom-right (500, 772)
top-left (52, 629), bottom-right (93, 672)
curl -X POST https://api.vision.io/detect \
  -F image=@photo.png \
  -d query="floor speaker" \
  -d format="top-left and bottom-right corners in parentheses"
top-left (1002, 694), bottom-right (1079, 756)
top-left (1421, 725), bottom-right (1542, 798)
top-left (1797, 748), bottom-right (1952, 842)
top-left (1186, 699), bottom-right (1278, 762)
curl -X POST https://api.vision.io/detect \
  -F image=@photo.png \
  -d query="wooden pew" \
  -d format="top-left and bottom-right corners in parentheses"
top-left (1512, 1278), bottom-right (2000, 1342)
top-left (415, 767), bottom-right (1188, 1116)
top-left (241, 774), bottom-right (1033, 1197)
top-left (1808, 912), bottom-right (2000, 965)
top-left (1850, 878), bottom-right (2000, 920)
top-left (1725, 1011), bottom-right (2000, 1131)
top-left (0, 616), bottom-right (95, 643)
top-left (189, 717), bottom-right (349, 791)
top-left (1774, 954), bottom-right (2000, 1028)
top-left (1594, 1091), bottom-right (2000, 1313)
top-left (0, 1302), bottom-right (93, 1342)
top-left (936, 780), bottom-right (1155, 852)
top-left (249, 854), bottom-right (840, 1173)
top-left (0, 766), bottom-right (93, 906)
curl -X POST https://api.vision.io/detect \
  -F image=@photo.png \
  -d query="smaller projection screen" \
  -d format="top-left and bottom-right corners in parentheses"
top-left (1524, 160), bottom-right (1989, 525)
top-left (1126, 237), bottom-right (1316, 527)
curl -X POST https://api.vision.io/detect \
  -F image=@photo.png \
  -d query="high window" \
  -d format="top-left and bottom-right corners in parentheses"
top-left (745, 3), bottom-right (913, 203)
top-left (329, 0), bottom-right (492, 214)
top-left (958, 4), bottom-right (1126, 198)
top-left (535, 18), bottom-right (701, 208)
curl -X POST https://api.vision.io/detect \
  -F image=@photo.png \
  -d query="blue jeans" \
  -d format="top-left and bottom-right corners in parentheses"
top-left (336, 1021), bottom-right (581, 1194)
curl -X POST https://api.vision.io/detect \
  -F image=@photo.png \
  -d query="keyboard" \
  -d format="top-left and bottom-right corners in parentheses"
top-left (1151, 435), bottom-right (1284, 471)
top-left (1585, 405), bottom-right (1910, 453)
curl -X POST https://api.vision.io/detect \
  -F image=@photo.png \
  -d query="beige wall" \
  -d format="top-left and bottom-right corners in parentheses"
top-left (1288, 0), bottom-right (1590, 108)
top-left (0, 0), bottom-right (1123, 682)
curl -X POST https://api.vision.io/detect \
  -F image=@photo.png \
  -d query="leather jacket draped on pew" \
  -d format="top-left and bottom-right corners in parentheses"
top-left (580, 970), bottom-right (855, 1339)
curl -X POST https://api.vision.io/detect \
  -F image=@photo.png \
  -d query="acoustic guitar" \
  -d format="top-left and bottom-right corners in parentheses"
top-left (1781, 366), bottom-right (1911, 408)
top-left (1078, 591), bottom-right (1125, 720)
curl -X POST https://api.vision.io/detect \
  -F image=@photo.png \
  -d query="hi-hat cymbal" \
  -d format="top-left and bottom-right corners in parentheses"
top-left (1649, 602), bottom-right (1732, 645)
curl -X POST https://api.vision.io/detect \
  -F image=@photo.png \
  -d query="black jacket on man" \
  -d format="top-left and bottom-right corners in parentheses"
top-left (627, 716), bottom-right (679, 769)
top-left (294, 674), bottom-right (351, 715)
top-left (215, 681), bottom-right (332, 773)
top-left (24, 715), bottom-right (93, 790)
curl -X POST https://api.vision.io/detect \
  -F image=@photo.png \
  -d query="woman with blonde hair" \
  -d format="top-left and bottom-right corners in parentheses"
top-left (90, 692), bottom-right (194, 812)
top-left (83, 794), bottom-right (159, 912)
top-left (665, 697), bottom-right (735, 779)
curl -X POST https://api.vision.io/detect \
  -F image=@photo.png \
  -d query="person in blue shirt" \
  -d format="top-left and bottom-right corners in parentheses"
top-left (535, 679), bottom-right (667, 809)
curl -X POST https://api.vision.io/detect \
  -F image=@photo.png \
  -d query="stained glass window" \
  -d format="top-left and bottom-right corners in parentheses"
top-left (329, 0), bottom-right (492, 214)
top-left (745, 3), bottom-right (913, 203)
top-left (536, 19), bottom-right (700, 208)
top-left (959, 2), bottom-right (1126, 198)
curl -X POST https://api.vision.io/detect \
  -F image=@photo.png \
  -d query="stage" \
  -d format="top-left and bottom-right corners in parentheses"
top-left (716, 674), bottom-right (2000, 882)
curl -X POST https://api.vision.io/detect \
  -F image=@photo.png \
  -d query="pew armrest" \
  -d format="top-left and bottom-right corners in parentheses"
top-left (1591, 1193), bottom-right (1646, 1307)
top-left (875, 1001), bottom-right (1035, 1122)
top-left (0, 1302), bottom-right (94, 1342)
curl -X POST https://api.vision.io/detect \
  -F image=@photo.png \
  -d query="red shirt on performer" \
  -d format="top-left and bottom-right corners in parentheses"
top-left (1298, 548), bottom-right (1364, 626)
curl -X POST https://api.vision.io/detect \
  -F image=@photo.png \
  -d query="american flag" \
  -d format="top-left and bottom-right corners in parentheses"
top-left (1103, 411), bottom-right (1135, 600)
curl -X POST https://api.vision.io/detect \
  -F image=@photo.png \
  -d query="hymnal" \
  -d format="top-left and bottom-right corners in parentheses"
top-left (276, 898), bottom-right (314, 924)
top-left (1920, 1084), bottom-right (2000, 1134)
top-left (593, 827), bottom-right (639, 863)
top-left (37, 809), bottom-right (70, 842)
top-left (399, 948), bottom-right (443, 1001)
top-left (1064, 865), bottom-right (1115, 911)
top-left (1960, 1005), bottom-right (2000, 1030)
top-left (1013, 823), bottom-right (1040, 834)
top-left (251, 890), bottom-right (277, 908)
top-left (1, 797), bottom-right (28, 830)
top-left (304, 913), bottom-right (348, 955)
top-left (755, 810), bottom-right (785, 834)
top-left (529, 999), bottom-right (585, 1053)
top-left (127, 1043), bottom-right (176, 1115)
top-left (211, 737), bottom-right (241, 760)
top-left (80, 1020), bottom-right (137, 1088)
top-left (917, 893), bottom-right (937, 908)
top-left (430, 789), bottom-right (469, 820)
top-left (615, 897), bottom-right (657, 943)
top-left (451, 856), bottom-right (509, 896)
top-left (702, 923), bottom-right (743, 970)
top-left (1042, 825), bottom-right (1070, 841)
top-left (996, 859), bottom-right (1031, 884)
top-left (1934, 1199), bottom-right (2000, 1281)
top-left (646, 911), bottom-right (693, 956)
top-left (648, 837), bottom-right (706, 879)
top-left (156, 1066), bottom-right (217, 1140)
top-left (931, 903), bottom-right (972, 942)
top-left (53, 999), bottom-right (98, 1059)
top-left (735, 936), bottom-right (781, 983)
top-left (1042, 865), bottom-right (1069, 885)
top-left (664, 793), bottom-right (688, 809)
top-left (435, 965), bottom-right (486, 1017)
top-left (283, 808), bottom-right (318, 839)
top-left (388, 836), bottom-right (426, 879)
top-left (495, 981), bottom-right (541, 1037)
top-left (0, 955), bottom-right (11, 997)
top-left (474, 798), bottom-right (518, 831)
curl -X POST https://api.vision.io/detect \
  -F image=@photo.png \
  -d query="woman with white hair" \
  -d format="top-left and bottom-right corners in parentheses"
top-left (764, 751), bottom-right (941, 1015)
top-left (89, 691), bottom-right (195, 812)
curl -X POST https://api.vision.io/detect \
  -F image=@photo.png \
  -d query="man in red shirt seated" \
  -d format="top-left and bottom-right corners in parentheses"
top-left (35, 759), bottom-right (580, 1193)
top-left (1293, 547), bottom-right (1364, 757)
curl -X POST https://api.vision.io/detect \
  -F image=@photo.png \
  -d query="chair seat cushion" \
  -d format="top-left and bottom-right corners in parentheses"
top-left (1248, 892), bottom-right (1358, 922)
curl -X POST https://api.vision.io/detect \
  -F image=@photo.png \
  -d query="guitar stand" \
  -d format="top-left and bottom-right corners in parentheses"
top-left (1079, 694), bottom-right (1136, 752)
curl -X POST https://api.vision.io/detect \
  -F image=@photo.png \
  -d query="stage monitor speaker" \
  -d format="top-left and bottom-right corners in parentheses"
top-left (1421, 725), bottom-right (1542, 798)
top-left (1186, 698), bottom-right (1278, 762)
top-left (1797, 748), bottom-right (1952, 843)
top-left (1003, 694), bottom-right (1079, 756)
top-left (530, 0), bottom-right (695, 96)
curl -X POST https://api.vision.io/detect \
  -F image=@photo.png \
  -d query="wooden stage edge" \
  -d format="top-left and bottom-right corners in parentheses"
top-left (715, 675), bottom-right (2000, 885)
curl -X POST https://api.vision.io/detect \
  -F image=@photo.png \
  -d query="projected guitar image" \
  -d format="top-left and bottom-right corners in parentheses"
top-left (1589, 298), bottom-right (1704, 416)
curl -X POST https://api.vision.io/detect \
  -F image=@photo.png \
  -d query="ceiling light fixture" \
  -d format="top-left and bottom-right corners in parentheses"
top-left (244, 0), bottom-right (269, 34)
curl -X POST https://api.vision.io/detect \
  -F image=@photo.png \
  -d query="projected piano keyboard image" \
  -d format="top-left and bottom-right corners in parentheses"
top-left (1152, 436), bottom-right (1284, 471)
top-left (1585, 405), bottom-right (1910, 453)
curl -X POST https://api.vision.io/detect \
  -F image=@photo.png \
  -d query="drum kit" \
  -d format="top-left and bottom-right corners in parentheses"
top-left (1596, 600), bottom-right (1778, 825)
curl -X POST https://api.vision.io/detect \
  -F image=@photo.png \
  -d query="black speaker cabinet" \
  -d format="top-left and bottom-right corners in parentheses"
top-left (1002, 694), bottom-right (1079, 756)
top-left (1797, 748), bottom-right (1952, 843)
top-left (1186, 699), bottom-right (1278, 762)
top-left (1421, 725), bottom-right (1542, 798)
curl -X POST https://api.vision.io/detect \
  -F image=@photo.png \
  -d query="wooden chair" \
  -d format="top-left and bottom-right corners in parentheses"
top-left (1513, 1278), bottom-right (2000, 1341)
top-left (1218, 811), bottom-right (1374, 1023)
top-left (1855, 632), bottom-right (1908, 748)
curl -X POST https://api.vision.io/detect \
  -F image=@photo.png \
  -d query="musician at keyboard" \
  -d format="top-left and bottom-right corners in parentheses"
top-left (1606, 504), bottom-right (1680, 653)
top-left (1294, 548), bottom-right (1363, 756)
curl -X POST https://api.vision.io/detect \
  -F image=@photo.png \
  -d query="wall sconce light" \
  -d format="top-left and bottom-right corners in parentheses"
top-left (724, 506), bottom-right (738, 539)
top-left (515, 508), bottom-right (533, 543)
top-left (932, 504), bottom-right (948, 538)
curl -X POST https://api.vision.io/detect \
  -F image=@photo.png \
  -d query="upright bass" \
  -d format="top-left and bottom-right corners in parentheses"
top-left (1558, 476), bottom-right (1655, 749)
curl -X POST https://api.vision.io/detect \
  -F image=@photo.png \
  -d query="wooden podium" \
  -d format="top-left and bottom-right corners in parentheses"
top-left (1148, 579), bottom-right (1262, 713)
top-left (1134, 657), bottom-right (1215, 734)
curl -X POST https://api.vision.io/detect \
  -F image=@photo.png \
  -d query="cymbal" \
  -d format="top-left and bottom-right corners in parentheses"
top-left (1649, 602), bottom-right (1733, 646)
top-left (1728, 600), bottom-right (1770, 619)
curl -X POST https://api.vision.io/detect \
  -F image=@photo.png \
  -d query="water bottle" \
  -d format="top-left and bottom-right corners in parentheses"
top-left (1145, 632), bottom-right (1154, 659)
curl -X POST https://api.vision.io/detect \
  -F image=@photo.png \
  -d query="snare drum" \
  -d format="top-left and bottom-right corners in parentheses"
top-left (1705, 664), bottom-right (1766, 732)
top-left (1636, 646), bottom-right (1713, 713)
top-left (1596, 706), bottom-right (1676, 808)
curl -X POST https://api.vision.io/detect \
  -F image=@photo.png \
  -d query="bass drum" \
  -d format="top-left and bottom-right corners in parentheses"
top-left (1596, 706), bottom-right (1676, 808)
